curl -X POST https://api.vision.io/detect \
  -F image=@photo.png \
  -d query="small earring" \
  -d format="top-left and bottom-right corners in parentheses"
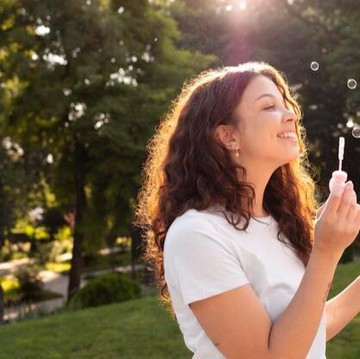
top-left (235, 148), bottom-right (240, 157)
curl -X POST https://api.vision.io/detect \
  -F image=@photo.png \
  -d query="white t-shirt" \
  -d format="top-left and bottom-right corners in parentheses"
top-left (163, 208), bottom-right (326, 359)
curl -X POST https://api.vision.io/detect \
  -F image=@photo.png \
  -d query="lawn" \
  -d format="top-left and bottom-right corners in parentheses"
top-left (327, 259), bottom-right (360, 358)
top-left (0, 296), bottom-right (191, 359)
top-left (0, 260), bottom-right (358, 358)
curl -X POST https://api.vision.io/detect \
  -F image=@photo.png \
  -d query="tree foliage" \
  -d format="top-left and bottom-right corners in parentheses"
top-left (0, 0), bottom-right (215, 298)
top-left (0, 0), bottom-right (358, 301)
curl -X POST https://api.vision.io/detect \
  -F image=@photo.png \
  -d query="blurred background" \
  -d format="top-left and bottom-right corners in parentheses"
top-left (0, 0), bottom-right (359, 358)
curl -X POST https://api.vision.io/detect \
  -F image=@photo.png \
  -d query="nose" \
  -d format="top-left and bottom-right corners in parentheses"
top-left (283, 108), bottom-right (298, 123)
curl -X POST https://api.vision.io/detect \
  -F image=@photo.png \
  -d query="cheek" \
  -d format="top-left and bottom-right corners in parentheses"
top-left (238, 115), bottom-right (278, 149)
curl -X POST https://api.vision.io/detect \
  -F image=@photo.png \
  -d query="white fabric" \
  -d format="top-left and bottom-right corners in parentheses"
top-left (163, 208), bottom-right (326, 359)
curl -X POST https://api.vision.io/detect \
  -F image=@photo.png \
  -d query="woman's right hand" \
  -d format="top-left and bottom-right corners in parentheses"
top-left (314, 181), bottom-right (360, 260)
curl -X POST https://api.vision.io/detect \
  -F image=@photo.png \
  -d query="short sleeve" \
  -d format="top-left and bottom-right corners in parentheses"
top-left (164, 212), bottom-right (249, 305)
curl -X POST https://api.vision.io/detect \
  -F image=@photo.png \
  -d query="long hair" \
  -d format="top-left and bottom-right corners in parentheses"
top-left (136, 62), bottom-right (318, 303)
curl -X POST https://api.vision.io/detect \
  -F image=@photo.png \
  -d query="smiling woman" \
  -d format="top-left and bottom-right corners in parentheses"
top-left (136, 62), bottom-right (360, 359)
top-left (228, 75), bottom-right (301, 175)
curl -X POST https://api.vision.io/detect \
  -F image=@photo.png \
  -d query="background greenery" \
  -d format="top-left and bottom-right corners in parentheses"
top-left (0, 0), bottom-right (359, 356)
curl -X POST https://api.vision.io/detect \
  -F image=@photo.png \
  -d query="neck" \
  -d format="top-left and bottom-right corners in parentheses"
top-left (239, 162), bottom-right (276, 217)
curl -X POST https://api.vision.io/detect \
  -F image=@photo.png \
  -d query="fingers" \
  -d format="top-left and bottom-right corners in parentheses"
top-left (346, 191), bottom-right (358, 221)
top-left (315, 181), bottom-right (360, 254)
top-left (323, 181), bottom-right (357, 221)
top-left (316, 202), bottom-right (326, 220)
top-left (323, 182), bottom-right (346, 216)
top-left (337, 182), bottom-right (356, 218)
top-left (354, 204), bottom-right (360, 225)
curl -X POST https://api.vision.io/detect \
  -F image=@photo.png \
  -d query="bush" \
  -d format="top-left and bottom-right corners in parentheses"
top-left (34, 234), bottom-right (73, 265)
top-left (14, 266), bottom-right (43, 302)
top-left (68, 273), bottom-right (141, 310)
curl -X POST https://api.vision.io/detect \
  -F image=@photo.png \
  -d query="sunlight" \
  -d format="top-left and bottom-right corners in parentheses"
top-left (239, 0), bottom-right (247, 11)
top-left (225, 1), bottom-right (247, 12)
top-left (35, 25), bottom-right (50, 36)
top-left (43, 53), bottom-right (67, 66)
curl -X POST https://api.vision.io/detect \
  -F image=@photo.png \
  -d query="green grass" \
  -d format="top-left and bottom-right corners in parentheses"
top-left (0, 296), bottom-right (191, 359)
top-left (327, 260), bottom-right (360, 359)
top-left (0, 261), bottom-right (359, 358)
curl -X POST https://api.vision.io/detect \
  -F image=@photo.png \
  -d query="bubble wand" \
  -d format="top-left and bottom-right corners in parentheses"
top-left (329, 136), bottom-right (347, 192)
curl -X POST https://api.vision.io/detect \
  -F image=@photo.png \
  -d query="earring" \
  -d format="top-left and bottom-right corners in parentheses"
top-left (235, 148), bottom-right (240, 157)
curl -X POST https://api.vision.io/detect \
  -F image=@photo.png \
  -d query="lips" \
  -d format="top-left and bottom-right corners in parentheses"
top-left (277, 131), bottom-right (297, 140)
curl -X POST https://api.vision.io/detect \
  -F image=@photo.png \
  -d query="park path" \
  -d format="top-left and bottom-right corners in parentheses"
top-left (1, 257), bottom-right (143, 321)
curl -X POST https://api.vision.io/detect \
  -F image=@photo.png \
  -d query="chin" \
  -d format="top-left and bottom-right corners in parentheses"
top-left (277, 149), bottom-right (300, 166)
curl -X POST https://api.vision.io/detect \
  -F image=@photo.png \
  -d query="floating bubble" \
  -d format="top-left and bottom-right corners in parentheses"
top-left (352, 127), bottom-right (360, 138)
top-left (347, 79), bottom-right (357, 90)
top-left (310, 61), bottom-right (319, 71)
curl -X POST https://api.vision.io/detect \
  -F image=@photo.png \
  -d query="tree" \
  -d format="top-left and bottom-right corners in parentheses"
top-left (0, 0), bottom-right (215, 299)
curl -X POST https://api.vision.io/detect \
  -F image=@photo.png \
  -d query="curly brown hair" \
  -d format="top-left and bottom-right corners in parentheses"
top-left (136, 62), bottom-right (318, 304)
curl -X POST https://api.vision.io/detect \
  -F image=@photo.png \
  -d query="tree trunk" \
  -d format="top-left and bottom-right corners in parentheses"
top-left (67, 136), bottom-right (87, 302)
top-left (67, 218), bottom-right (85, 301)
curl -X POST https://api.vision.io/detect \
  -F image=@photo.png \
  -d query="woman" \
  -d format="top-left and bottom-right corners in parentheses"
top-left (136, 62), bottom-right (360, 358)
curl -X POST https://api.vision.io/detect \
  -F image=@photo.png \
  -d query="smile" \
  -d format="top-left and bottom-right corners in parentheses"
top-left (277, 132), bottom-right (297, 140)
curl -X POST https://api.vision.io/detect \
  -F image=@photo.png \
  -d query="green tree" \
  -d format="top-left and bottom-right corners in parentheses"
top-left (0, 0), bottom-right (215, 299)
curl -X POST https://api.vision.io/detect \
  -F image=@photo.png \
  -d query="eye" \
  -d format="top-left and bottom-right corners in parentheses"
top-left (264, 104), bottom-right (276, 110)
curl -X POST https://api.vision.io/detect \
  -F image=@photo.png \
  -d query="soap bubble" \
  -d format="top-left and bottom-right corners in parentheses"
top-left (310, 61), bottom-right (319, 71)
top-left (352, 127), bottom-right (360, 138)
top-left (347, 79), bottom-right (357, 90)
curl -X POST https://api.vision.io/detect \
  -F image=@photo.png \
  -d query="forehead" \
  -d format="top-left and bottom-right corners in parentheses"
top-left (242, 75), bottom-right (283, 103)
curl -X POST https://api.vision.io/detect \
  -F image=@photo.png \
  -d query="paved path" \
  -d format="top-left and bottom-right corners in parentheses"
top-left (4, 271), bottom-right (68, 321)
top-left (0, 258), bottom-right (33, 276)
top-left (2, 258), bottom-right (143, 322)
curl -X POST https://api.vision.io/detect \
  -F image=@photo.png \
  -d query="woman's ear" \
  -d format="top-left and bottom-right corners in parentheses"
top-left (215, 124), bottom-right (240, 151)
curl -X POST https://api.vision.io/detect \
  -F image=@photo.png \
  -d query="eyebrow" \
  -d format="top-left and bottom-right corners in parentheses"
top-left (255, 93), bottom-right (277, 101)
top-left (255, 93), bottom-right (287, 107)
